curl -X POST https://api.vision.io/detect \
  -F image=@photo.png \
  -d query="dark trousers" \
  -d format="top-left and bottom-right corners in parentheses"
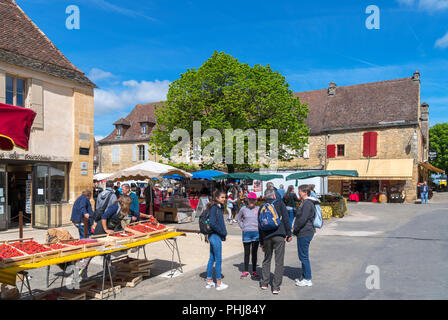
top-left (243, 241), bottom-right (259, 272)
top-left (261, 236), bottom-right (285, 291)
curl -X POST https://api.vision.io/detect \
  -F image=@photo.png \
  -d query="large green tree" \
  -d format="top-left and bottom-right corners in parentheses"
top-left (429, 123), bottom-right (448, 175)
top-left (149, 51), bottom-right (309, 172)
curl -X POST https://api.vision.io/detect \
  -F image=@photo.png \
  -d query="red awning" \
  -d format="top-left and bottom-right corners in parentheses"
top-left (0, 103), bottom-right (36, 151)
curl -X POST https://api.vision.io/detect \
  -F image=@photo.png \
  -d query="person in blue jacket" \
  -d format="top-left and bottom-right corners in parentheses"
top-left (205, 190), bottom-right (229, 291)
top-left (122, 183), bottom-right (140, 222)
top-left (70, 190), bottom-right (94, 239)
top-left (94, 195), bottom-right (132, 235)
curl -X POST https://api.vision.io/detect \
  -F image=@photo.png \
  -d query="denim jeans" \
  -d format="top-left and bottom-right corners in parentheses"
top-left (297, 235), bottom-right (313, 280)
top-left (421, 192), bottom-right (428, 204)
top-left (206, 233), bottom-right (223, 280)
top-left (288, 208), bottom-right (295, 230)
top-left (76, 223), bottom-right (92, 239)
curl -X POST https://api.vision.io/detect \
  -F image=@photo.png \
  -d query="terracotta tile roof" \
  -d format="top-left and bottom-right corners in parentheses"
top-left (99, 102), bottom-right (164, 144)
top-left (294, 76), bottom-right (420, 134)
top-left (0, 0), bottom-right (95, 87)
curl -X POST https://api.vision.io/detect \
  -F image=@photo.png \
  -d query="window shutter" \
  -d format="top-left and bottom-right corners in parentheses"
top-left (112, 146), bottom-right (120, 163)
top-left (0, 70), bottom-right (6, 103)
top-left (132, 145), bottom-right (137, 162)
top-left (30, 79), bottom-right (44, 129)
top-left (363, 132), bottom-right (371, 157)
top-left (369, 132), bottom-right (378, 157)
top-left (303, 144), bottom-right (310, 159)
top-left (327, 144), bottom-right (336, 158)
top-left (144, 144), bottom-right (149, 161)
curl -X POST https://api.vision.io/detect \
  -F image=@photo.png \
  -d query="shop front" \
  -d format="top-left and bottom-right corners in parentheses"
top-left (0, 159), bottom-right (70, 231)
top-left (327, 158), bottom-right (416, 203)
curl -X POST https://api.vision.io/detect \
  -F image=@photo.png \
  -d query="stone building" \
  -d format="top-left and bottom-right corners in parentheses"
top-left (0, 0), bottom-right (96, 230)
top-left (290, 72), bottom-right (433, 203)
top-left (97, 102), bottom-right (162, 175)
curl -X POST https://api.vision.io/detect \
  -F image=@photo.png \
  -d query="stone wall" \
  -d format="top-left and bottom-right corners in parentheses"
top-left (99, 142), bottom-right (161, 174)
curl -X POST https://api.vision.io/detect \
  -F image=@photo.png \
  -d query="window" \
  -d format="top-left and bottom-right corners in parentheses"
top-left (116, 125), bottom-right (122, 136)
top-left (363, 132), bottom-right (378, 157)
top-left (138, 145), bottom-right (146, 161)
top-left (141, 123), bottom-right (147, 135)
top-left (337, 144), bottom-right (345, 157)
top-left (6, 75), bottom-right (25, 107)
top-left (327, 144), bottom-right (336, 158)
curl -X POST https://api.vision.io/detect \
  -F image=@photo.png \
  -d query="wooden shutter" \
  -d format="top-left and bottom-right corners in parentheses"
top-left (144, 144), bottom-right (149, 161)
top-left (0, 70), bottom-right (6, 103)
top-left (132, 145), bottom-right (137, 162)
top-left (327, 144), bottom-right (336, 158)
top-left (369, 132), bottom-right (378, 156)
top-left (363, 132), bottom-right (378, 157)
top-left (30, 79), bottom-right (44, 129)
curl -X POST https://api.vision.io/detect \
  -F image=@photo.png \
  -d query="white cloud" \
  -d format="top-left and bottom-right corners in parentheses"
top-left (94, 79), bottom-right (170, 115)
top-left (397, 0), bottom-right (448, 11)
top-left (435, 31), bottom-right (448, 48)
top-left (88, 68), bottom-right (114, 82)
top-left (95, 135), bottom-right (105, 141)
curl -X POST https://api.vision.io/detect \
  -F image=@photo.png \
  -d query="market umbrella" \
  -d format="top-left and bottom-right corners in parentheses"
top-left (93, 173), bottom-right (113, 181)
top-left (107, 160), bottom-right (192, 181)
top-left (163, 174), bottom-right (189, 180)
top-left (192, 170), bottom-right (225, 180)
top-left (286, 170), bottom-right (359, 181)
top-left (212, 172), bottom-right (283, 181)
top-left (0, 103), bottom-right (36, 151)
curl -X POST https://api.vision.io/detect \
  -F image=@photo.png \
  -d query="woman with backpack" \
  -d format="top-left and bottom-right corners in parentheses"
top-left (237, 192), bottom-right (260, 280)
top-left (293, 184), bottom-right (318, 287)
top-left (205, 190), bottom-right (229, 291)
top-left (283, 185), bottom-right (299, 229)
top-left (94, 195), bottom-right (132, 235)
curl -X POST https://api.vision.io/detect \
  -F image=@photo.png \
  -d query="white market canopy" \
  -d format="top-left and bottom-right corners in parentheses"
top-left (107, 160), bottom-right (192, 182)
top-left (93, 173), bottom-right (113, 181)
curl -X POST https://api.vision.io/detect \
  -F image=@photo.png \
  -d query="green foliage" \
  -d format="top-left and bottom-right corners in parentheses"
top-left (429, 123), bottom-right (448, 174)
top-left (149, 51), bottom-right (310, 171)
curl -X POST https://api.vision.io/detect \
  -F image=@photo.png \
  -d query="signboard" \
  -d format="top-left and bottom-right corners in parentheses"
top-left (81, 171), bottom-right (88, 176)
top-left (429, 152), bottom-right (437, 160)
top-left (81, 162), bottom-right (88, 170)
top-left (26, 180), bottom-right (32, 214)
top-left (253, 180), bottom-right (262, 193)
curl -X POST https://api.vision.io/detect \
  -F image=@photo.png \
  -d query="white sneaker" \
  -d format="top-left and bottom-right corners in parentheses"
top-left (205, 281), bottom-right (216, 289)
top-left (216, 282), bottom-right (229, 291)
top-left (296, 279), bottom-right (312, 287)
top-left (232, 219), bottom-right (237, 223)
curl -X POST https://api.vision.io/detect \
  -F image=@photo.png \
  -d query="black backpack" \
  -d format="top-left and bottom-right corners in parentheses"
top-left (199, 207), bottom-right (217, 235)
top-left (93, 191), bottom-right (114, 222)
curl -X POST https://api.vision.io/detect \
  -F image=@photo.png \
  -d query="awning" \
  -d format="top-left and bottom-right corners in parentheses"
top-left (286, 170), bottom-right (359, 180)
top-left (327, 159), bottom-right (414, 180)
top-left (0, 103), bottom-right (36, 151)
top-left (212, 172), bottom-right (283, 181)
top-left (419, 162), bottom-right (445, 174)
top-left (192, 170), bottom-right (225, 180)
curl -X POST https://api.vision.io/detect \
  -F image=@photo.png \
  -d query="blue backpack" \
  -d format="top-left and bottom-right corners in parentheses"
top-left (313, 202), bottom-right (323, 229)
top-left (258, 200), bottom-right (282, 231)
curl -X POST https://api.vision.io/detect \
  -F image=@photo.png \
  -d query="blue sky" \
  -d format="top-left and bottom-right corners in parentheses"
top-left (16, 0), bottom-right (448, 139)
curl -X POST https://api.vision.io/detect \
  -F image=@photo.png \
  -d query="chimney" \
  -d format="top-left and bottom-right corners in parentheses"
top-left (412, 70), bottom-right (420, 81)
top-left (420, 102), bottom-right (429, 122)
top-left (328, 82), bottom-right (337, 96)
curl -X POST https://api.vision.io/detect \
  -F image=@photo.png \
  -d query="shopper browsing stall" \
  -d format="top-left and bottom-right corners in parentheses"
top-left (94, 195), bottom-right (132, 235)
top-left (70, 190), bottom-right (94, 239)
top-left (237, 192), bottom-right (260, 279)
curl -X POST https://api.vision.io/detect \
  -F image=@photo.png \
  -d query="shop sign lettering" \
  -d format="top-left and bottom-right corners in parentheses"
top-left (0, 152), bottom-right (52, 161)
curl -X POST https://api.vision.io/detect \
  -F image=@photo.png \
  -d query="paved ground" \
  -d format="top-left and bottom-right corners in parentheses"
top-left (4, 192), bottom-right (448, 300)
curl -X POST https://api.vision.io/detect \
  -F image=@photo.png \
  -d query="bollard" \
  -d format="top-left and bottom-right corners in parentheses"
top-left (83, 216), bottom-right (88, 239)
top-left (19, 211), bottom-right (23, 239)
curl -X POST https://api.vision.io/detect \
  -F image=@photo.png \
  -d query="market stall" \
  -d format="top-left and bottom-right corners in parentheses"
top-left (0, 219), bottom-right (186, 300)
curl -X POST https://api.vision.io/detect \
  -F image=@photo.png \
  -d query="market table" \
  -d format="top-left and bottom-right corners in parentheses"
top-left (349, 194), bottom-right (360, 202)
top-left (0, 231), bottom-right (186, 296)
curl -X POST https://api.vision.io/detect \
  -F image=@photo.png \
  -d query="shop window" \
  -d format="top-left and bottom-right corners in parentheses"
top-left (337, 144), bottom-right (345, 157)
top-left (327, 144), bottom-right (336, 158)
top-left (5, 75), bottom-right (26, 107)
top-left (34, 164), bottom-right (68, 204)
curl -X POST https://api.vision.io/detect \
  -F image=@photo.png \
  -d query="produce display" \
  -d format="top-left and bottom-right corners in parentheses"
top-left (141, 223), bottom-right (166, 231)
top-left (0, 244), bottom-right (25, 259)
top-left (48, 243), bottom-right (67, 250)
top-left (127, 224), bottom-right (154, 233)
top-left (111, 232), bottom-right (134, 238)
top-left (10, 241), bottom-right (51, 254)
top-left (66, 239), bottom-right (98, 246)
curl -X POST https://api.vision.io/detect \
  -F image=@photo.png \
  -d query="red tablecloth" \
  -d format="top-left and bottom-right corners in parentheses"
top-left (189, 199), bottom-right (199, 210)
top-left (349, 194), bottom-right (360, 202)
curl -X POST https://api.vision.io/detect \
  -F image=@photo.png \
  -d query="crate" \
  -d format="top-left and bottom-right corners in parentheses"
top-left (85, 283), bottom-right (121, 299)
top-left (113, 275), bottom-right (143, 288)
top-left (0, 238), bottom-right (40, 267)
top-left (45, 243), bottom-right (85, 257)
top-left (62, 239), bottom-right (106, 253)
top-left (105, 231), bottom-right (137, 246)
top-left (34, 289), bottom-right (86, 300)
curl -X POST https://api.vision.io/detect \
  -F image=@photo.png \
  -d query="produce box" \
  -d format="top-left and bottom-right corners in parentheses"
top-left (62, 238), bottom-right (105, 253)
top-left (45, 242), bottom-right (84, 257)
top-left (0, 242), bottom-right (33, 268)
